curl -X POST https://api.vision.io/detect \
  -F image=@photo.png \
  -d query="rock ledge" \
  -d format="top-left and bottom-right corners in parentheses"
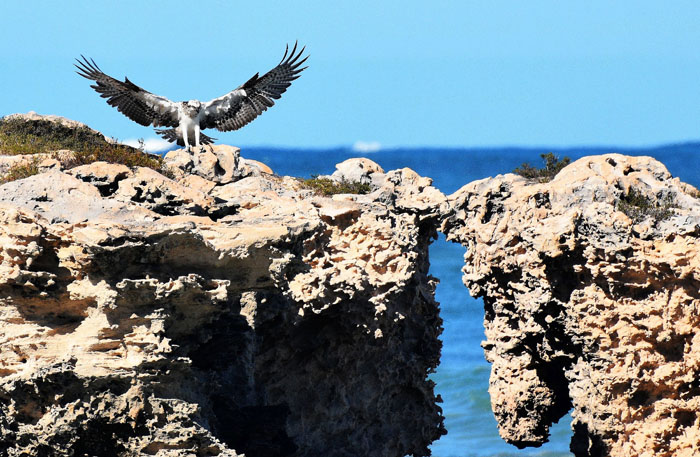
top-left (0, 116), bottom-right (447, 456)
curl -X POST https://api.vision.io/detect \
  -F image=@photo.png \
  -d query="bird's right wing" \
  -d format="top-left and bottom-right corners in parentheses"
top-left (75, 56), bottom-right (180, 128)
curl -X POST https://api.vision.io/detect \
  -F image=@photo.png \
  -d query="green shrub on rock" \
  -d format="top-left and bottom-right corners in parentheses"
top-left (616, 187), bottom-right (677, 224)
top-left (514, 152), bottom-right (571, 183)
top-left (300, 175), bottom-right (372, 196)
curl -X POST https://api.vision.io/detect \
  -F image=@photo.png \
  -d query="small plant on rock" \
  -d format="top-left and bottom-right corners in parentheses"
top-left (616, 187), bottom-right (678, 224)
top-left (300, 175), bottom-right (372, 196)
top-left (67, 142), bottom-right (165, 170)
top-left (0, 157), bottom-right (42, 185)
top-left (514, 152), bottom-right (571, 183)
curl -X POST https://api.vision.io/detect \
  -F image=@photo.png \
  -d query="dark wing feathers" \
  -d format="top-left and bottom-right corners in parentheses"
top-left (200, 42), bottom-right (308, 132)
top-left (75, 56), bottom-right (179, 128)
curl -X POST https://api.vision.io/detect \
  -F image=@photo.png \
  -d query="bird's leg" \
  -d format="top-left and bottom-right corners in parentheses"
top-left (195, 124), bottom-right (204, 152)
top-left (183, 129), bottom-right (191, 152)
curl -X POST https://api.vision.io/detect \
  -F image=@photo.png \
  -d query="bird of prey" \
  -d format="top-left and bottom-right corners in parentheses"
top-left (75, 43), bottom-right (308, 151)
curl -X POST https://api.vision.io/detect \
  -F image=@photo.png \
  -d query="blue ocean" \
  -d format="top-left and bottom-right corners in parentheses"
top-left (241, 144), bottom-right (700, 457)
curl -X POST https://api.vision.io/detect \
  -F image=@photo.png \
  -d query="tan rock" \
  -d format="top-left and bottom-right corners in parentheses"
top-left (441, 154), bottom-right (700, 456)
top-left (111, 166), bottom-right (218, 217)
top-left (37, 157), bottom-right (61, 171)
top-left (4, 111), bottom-right (700, 457)
top-left (0, 153), bottom-right (52, 175)
top-left (0, 133), bottom-right (446, 456)
top-left (331, 157), bottom-right (385, 185)
top-left (67, 161), bottom-right (132, 195)
top-left (243, 158), bottom-right (273, 175)
top-left (178, 174), bottom-right (217, 194)
top-left (0, 170), bottom-right (139, 223)
top-left (313, 198), bottom-right (361, 221)
top-left (164, 144), bottom-right (264, 184)
top-left (368, 166), bottom-right (448, 219)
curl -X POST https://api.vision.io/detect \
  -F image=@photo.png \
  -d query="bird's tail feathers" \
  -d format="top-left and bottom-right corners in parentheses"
top-left (155, 129), bottom-right (216, 147)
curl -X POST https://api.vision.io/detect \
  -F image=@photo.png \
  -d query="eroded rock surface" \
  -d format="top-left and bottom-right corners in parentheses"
top-left (0, 138), bottom-right (447, 455)
top-left (441, 154), bottom-right (700, 457)
top-left (165, 145), bottom-right (272, 184)
top-left (5, 113), bottom-right (700, 457)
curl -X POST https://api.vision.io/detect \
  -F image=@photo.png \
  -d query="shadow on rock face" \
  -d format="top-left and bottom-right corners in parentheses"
top-left (570, 421), bottom-right (608, 457)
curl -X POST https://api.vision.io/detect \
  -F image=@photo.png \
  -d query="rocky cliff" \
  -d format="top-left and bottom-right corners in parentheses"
top-left (0, 120), bottom-right (447, 456)
top-left (2, 114), bottom-right (700, 457)
top-left (442, 154), bottom-right (700, 457)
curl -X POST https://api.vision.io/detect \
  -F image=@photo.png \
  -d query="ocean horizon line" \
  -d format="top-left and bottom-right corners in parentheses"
top-left (238, 140), bottom-right (700, 152)
top-left (141, 138), bottom-right (700, 157)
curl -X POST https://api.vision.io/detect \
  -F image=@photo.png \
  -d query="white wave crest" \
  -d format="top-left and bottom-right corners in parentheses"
top-left (352, 141), bottom-right (382, 153)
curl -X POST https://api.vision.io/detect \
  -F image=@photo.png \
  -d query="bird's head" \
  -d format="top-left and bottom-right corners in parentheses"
top-left (184, 100), bottom-right (202, 115)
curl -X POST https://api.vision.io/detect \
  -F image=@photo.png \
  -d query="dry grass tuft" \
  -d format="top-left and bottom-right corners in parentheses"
top-left (0, 157), bottom-right (42, 185)
top-left (299, 175), bottom-right (372, 196)
top-left (616, 187), bottom-right (678, 224)
top-left (0, 117), bottom-right (170, 183)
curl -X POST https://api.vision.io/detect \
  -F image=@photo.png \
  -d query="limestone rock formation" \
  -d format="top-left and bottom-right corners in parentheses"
top-left (441, 154), bottom-right (700, 457)
top-left (0, 129), bottom-right (447, 455)
top-left (5, 113), bottom-right (700, 457)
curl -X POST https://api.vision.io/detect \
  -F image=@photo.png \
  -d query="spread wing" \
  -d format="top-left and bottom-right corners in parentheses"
top-left (200, 42), bottom-right (308, 132)
top-left (75, 56), bottom-right (180, 128)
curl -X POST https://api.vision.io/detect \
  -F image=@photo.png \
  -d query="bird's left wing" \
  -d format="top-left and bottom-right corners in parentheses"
top-left (75, 56), bottom-right (180, 128)
top-left (200, 42), bottom-right (308, 132)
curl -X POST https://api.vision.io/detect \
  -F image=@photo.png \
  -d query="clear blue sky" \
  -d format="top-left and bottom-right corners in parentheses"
top-left (2, 1), bottom-right (700, 148)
